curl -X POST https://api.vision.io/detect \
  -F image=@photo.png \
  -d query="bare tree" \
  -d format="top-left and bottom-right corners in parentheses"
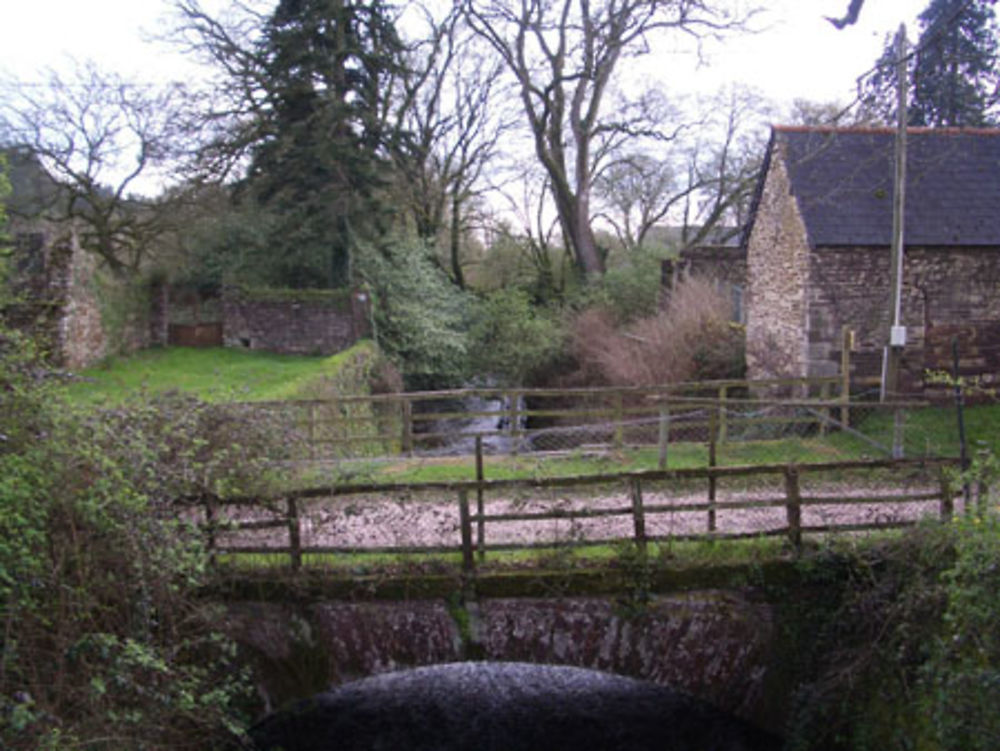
top-left (463, 0), bottom-right (749, 278)
top-left (595, 86), bottom-right (769, 253)
top-left (0, 64), bottom-right (187, 274)
top-left (387, 7), bottom-right (514, 288)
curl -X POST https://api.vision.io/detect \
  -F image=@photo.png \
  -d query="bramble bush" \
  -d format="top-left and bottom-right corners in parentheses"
top-left (0, 326), bottom-right (286, 749)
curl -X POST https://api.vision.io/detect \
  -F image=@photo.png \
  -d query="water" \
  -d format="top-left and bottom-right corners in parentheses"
top-left (416, 391), bottom-right (527, 456)
top-left (249, 662), bottom-right (781, 751)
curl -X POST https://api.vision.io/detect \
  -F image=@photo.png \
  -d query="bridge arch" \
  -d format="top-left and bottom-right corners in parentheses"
top-left (221, 576), bottom-right (789, 732)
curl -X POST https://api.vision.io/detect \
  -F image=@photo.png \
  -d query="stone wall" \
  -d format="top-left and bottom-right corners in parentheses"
top-left (3, 224), bottom-right (155, 369)
top-left (807, 246), bottom-right (1000, 390)
top-left (222, 286), bottom-right (372, 356)
top-left (745, 142), bottom-right (812, 381)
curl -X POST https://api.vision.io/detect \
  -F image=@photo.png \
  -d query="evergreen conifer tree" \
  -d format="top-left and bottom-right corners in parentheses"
top-left (246, 0), bottom-right (403, 288)
top-left (863, 0), bottom-right (999, 127)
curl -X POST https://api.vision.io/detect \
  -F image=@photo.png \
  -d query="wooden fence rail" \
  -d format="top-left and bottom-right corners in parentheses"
top-left (203, 458), bottom-right (967, 570)
top-left (244, 375), bottom-right (887, 459)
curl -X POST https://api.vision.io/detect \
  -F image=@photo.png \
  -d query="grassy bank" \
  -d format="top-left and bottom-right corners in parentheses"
top-left (61, 341), bottom-right (379, 405)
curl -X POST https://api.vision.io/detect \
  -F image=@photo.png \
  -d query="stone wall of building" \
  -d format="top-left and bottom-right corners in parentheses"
top-left (745, 143), bottom-right (812, 381)
top-left (807, 245), bottom-right (1000, 391)
top-left (222, 286), bottom-right (372, 356)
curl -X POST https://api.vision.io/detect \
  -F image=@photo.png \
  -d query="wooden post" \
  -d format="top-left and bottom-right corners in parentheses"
top-left (287, 496), bottom-right (302, 572)
top-left (309, 402), bottom-right (317, 460)
top-left (717, 385), bottom-right (728, 444)
top-left (819, 382), bottom-right (830, 436)
top-left (840, 326), bottom-right (852, 428)
top-left (630, 477), bottom-right (647, 556)
top-left (401, 397), bottom-right (413, 456)
top-left (458, 489), bottom-right (475, 573)
top-left (614, 391), bottom-right (625, 450)
top-left (939, 468), bottom-right (954, 522)
top-left (204, 497), bottom-right (217, 569)
top-left (509, 391), bottom-right (522, 455)
top-left (475, 436), bottom-right (486, 562)
top-left (658, 404), bottom-right (670, 470)
top-left (784, 467), bottom-right (802, 550)
top-left (707, 409), bottom-right (718, 532)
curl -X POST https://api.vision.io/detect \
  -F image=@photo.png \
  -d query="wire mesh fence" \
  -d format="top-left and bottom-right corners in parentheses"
top-left (239, 378), bottom-right (972, 471)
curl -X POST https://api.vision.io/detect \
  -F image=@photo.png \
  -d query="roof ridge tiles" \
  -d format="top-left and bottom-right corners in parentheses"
top-left (773, 124), bottom-right (1000, 137)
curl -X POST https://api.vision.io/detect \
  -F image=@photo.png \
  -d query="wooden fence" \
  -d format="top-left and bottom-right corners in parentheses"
top-left (203, 457), bottom-right (973, 571)
top-left (253, 374), bottom-right (886, 460)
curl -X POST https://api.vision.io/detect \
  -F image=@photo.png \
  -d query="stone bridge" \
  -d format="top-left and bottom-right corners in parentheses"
top-left (214, 560), bottom-right (834, 735)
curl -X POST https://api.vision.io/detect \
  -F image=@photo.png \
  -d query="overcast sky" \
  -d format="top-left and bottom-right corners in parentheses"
top-left (2, 0), bottom-right (927, 108)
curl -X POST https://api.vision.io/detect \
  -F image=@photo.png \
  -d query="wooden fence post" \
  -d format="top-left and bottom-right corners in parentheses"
top-left (308, 403), bottom-right (317, 460)
top-left (475, 436), bottom-right (486, 562)
top-left (784, 467), bottom-right (802, 550)
top-left (939, 467), bottom-right (954, 522)
top-left (630, 477), bottom-right (647, 556)
top-left (509, 391), bottom-right (522, 455)
top-left (458, 489), bottom-right (475, 573)
top-left (717, 385), bottom-right (728, 444)
top-left (204, 496), bottom-right (217, 569)
top-left (287, 496), bottom-right (302, 571)
top-left (401, 397), bottom-right (413, 456)
top-left (614, 392), bottom-right (625, 450)
top-left (658, 404), bottom-right (670, 470)
top-left (840, 326), bottom-right (852, 428)
top-left (819, 382), bottom-right (830, 436)
top-left (707, 408), bottom-right (718, 532)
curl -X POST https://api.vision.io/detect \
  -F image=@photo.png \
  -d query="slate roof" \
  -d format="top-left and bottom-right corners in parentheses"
top-left (770, 126), bottom-right (1000, 247)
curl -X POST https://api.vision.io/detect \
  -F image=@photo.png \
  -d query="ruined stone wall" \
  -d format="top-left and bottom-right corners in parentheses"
top-left (807, 246), bottom-right (1000, 391)
top-left (745, 144), bottom-right (811, 380)
top-left (4, 224), bottom-right (153, 369)
top-left (222, 286), bottom-right (372, 356)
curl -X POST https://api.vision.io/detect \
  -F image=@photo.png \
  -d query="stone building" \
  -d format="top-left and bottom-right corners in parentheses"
top-left (2, 148), bottom-right (156, 369)
top-left (741, 125), bottom-right (1000, 392)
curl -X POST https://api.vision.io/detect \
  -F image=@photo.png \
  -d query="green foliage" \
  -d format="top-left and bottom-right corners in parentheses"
top-left (92, 269), bottom-right (152, 357)
top-left (788, 473), bottom-right (1000, 750)
top-left (0, 153), bottom-right (10, 297)
top-left (568, 252), bottom-right (664, 324)
top-left (0, 327), bottom-right (290, 748)
top-left (467, 288), bottom-right (566, 386)
top-left (863, 0), bottom-right (1000, 126)
top-left (361, 238), bottom-right (472, 388)
top-left (243, 0), bottom-right (405, 288)
top-left (923, 510), bottom-right (1000, 750)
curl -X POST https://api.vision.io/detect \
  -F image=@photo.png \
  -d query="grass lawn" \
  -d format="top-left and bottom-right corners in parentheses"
top-left (60, 342), bottom-right (376, 405)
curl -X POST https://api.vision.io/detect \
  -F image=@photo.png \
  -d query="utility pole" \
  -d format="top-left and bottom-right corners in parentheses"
top-left (881, 23), bottom-right (908, 404)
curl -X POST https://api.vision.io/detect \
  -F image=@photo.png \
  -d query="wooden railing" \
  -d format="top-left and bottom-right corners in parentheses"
top-left (249, 375), bottom-right (885, 460)
top-left (203, 457), bottom-right (969, 571)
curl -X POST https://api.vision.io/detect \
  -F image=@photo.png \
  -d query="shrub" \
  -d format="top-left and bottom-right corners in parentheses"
top-left (568, 252), bottom-right (664, 324)
top-left (467, 289), bottom-right (567, 386)
top-left (0, 330), bottom-right (282, 749)
top-left (360, 237), bottom-right (472, 389)
top-left (787, 478), bottom-right (1000, 751)
top-left (570, 275), bottom-right (744, 387)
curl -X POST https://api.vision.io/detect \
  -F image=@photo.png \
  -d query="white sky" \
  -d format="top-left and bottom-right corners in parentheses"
top-left (1, 0), bottom-right (927, 107)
